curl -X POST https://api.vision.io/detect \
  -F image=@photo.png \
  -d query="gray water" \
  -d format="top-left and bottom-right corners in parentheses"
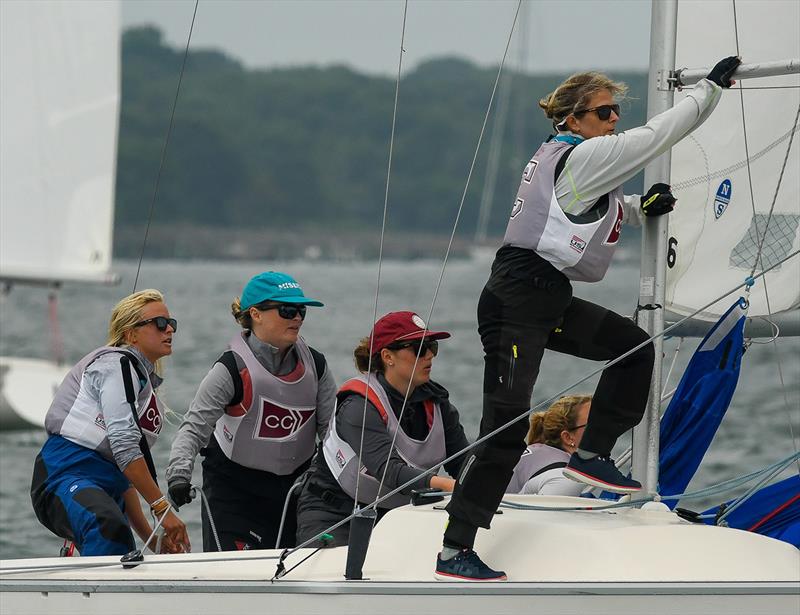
top-left (1, 256), bottom-right (798, 559)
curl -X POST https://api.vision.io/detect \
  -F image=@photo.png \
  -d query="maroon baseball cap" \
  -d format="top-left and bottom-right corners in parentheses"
top-left (369, 311), bottom-right (451, 353)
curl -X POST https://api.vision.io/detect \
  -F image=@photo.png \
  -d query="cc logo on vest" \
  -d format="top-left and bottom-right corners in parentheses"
top-left (603, 200), bottom-right (624, 245)
top-left (257, 399), bottom-right (314, 439)
top-left (138, 394), bottom-right (162, 434)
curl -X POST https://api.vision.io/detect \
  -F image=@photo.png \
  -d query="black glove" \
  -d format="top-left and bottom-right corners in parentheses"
top-left (641, 183), bottom-right (676, 217)
top-left (168, 479), bottom-right (194, 509)
top-left (707, 56), bottom-right (741, 88)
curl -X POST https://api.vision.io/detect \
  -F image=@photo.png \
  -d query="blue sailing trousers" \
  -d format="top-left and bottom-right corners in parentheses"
top-left (31, 435), bottom-right (136, 556)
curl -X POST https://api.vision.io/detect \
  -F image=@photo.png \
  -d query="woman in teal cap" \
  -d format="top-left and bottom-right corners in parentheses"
top-left (166, 271), bottom-right (336, 551)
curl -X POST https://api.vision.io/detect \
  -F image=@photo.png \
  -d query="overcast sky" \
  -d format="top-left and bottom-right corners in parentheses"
top-left (121, 0), bottom-right (652, 76)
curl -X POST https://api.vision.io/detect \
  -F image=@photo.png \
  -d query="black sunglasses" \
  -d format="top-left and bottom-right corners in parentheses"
top-left (387, 339), bottom-right (439, 357)
top-left (134, 316), bottom-right (178, 332)
top-left (569, 423), bottom-right (587, 431)
top-left (259, 303), bottom-right (307, 320)
top-left (573, 103), bottom-right (620, 121)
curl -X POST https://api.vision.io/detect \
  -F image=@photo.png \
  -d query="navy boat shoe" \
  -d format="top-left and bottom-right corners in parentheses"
top-left (563, 453), bottom-right (642, 494)
top-left (435, 549), bottom-right (507, 582)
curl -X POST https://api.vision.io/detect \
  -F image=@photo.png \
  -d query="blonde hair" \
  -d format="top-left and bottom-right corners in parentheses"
top-left (231, 297), bottom-right (252, 330)
top-left (107, 289), bottom-right (165, 347)
top-left (353, 336), bottom-right (386, 373)
top-left (539, 72), bottom-right (628, 129)
top-left (526, 395), bottom-right (592, 448)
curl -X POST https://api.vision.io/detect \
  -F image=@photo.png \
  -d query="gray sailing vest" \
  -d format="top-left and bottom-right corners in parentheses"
top-left (506, 443), bottom-right (570, 494)
top-left (213, 332), bottom-right (319, 475)
top-left (502, 140), bottom-right (625, 282)
top-left (45, 346), bottom-right (164, 463)
top-left (322, 375), bottom-right (447, 509)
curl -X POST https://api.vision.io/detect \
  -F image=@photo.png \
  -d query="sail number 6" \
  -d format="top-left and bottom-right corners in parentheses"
top-left (667, 237), bottom-right (678, 268)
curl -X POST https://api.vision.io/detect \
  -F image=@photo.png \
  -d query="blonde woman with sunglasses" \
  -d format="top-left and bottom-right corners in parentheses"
top-left (166, 271), bottom-right (336, 552)
top-left (506, 395), bottom-right (592, 496)
top-left (438, 56), bottom-right (742, 581)
top-left (31, 289), bottom-right (189, 556)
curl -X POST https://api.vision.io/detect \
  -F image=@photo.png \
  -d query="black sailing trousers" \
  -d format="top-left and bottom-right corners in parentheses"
top-left (444, 267), bottom-right (654, 547)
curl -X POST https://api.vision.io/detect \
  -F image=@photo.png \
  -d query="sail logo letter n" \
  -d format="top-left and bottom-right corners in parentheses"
top-left (714, 179), bottom-right (732, 219)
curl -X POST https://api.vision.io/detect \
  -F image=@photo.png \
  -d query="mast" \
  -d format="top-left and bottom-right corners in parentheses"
top-left (635, 1), bottom-right (800, 491)
top-left (632, 0), bottom-right (678, 493)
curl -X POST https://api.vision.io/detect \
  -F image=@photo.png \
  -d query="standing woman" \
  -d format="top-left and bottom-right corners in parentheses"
top-left (166, 271), bottom-right (336, 551)
top-left (31, 289), bottom-right (189, 556)
top-left (506, 395), bottom-right (591, 496)
top-left (296, 311), bottom-right (469, 547)
top-left (437, 56), bottom-right (742, 581)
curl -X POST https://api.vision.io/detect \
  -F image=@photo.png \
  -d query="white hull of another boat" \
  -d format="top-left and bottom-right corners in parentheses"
top-left (0, 357), bottom-right (68, 430)
top-left (2, 496), bottom-right (798, 615)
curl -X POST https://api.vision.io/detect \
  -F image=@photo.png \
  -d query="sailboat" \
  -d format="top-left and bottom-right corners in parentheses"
top-left (1, 1), bottom-right (798, 613)
top-left (0, 1), bottom-right (120, 429)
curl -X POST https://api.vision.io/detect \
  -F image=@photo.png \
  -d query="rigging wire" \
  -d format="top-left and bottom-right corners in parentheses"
top-left (371, 0), bottom-right (524, 513)
top-left (352, 0), bottom-right (409, 509)
top-left (732, 0), bottom-right (800, 473)
top-left (661, 337), bottom-right (683, 400)
top-left (6, 257), bottom-right (795, 579)
top-left (132, 0), bottom-right (199, 293)
top-left (280, 248), bottom-right (800, 567)
top-left (7, 453), bottom-right (797, 577)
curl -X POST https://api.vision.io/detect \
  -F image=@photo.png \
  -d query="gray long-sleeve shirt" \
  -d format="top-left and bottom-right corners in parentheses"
top-left (166, 333), bottom-right (336, 484)
top-left (554, 78), bottom-right (722, 217)
top-left (83, 347), bottom-right (160, 471)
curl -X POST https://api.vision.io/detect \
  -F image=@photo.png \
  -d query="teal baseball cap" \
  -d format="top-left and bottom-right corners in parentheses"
top-left (240, 272), bottom-right (323, 309)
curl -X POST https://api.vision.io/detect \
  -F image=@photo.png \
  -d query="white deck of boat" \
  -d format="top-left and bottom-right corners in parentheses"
top-left (2, 496), bottom-right (797, 587)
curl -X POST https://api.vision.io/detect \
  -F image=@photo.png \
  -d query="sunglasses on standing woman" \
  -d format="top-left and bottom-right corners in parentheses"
top-left (573, 103), bottom-right (621, 121)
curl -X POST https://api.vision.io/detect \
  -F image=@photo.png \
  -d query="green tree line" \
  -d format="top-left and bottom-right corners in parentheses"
top-left (116, 26), bottom-right (647, 254)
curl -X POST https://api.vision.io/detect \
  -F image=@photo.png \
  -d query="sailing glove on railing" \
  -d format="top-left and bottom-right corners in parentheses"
top-left (640, 183), bottom-right (676, 217)
top-left (167, 479), bottom-right (194, 509)
top-left (706, 56), bottom-right (742, 88)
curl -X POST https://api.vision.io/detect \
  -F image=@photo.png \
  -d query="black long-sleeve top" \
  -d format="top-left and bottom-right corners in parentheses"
top-left (307, 372), bottom-right (470, 497)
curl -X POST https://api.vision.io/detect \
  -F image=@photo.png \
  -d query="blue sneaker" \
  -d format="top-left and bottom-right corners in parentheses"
top-left (563, 453), bottom-right (642, 494)
top-left (435, 549), bottom-right (507, 582)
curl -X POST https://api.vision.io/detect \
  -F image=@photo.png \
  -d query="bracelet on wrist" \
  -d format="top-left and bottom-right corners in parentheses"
top-left (150, 496), bottom-right (169, 515)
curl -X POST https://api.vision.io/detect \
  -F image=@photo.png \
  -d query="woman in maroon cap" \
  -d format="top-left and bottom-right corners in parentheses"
top-left (295, 311), bottom-right (470, 547)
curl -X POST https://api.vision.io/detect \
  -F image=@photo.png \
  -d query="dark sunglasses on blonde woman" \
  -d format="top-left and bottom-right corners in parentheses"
top-left (134, 316), bottom-right (178, 332)
top-left (574, 103), bottom-right (621, 121)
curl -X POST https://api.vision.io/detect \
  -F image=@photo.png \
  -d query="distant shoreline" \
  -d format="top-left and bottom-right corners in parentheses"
top-left (115, 225), bottom-right (483, 261)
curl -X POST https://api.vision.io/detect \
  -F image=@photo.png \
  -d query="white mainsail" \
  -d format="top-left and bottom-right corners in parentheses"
top-left (666, 0), bottom-right (800, 323)
top-left (0, 1), bottom-right (121, 430)
top-left (0, 0), bottom-right (120, 285)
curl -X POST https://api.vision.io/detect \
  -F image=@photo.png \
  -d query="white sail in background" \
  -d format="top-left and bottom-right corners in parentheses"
top-left (666, 0), bottom-right (800, 322)
top-left (0, 0), bottom-right (120, 284)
